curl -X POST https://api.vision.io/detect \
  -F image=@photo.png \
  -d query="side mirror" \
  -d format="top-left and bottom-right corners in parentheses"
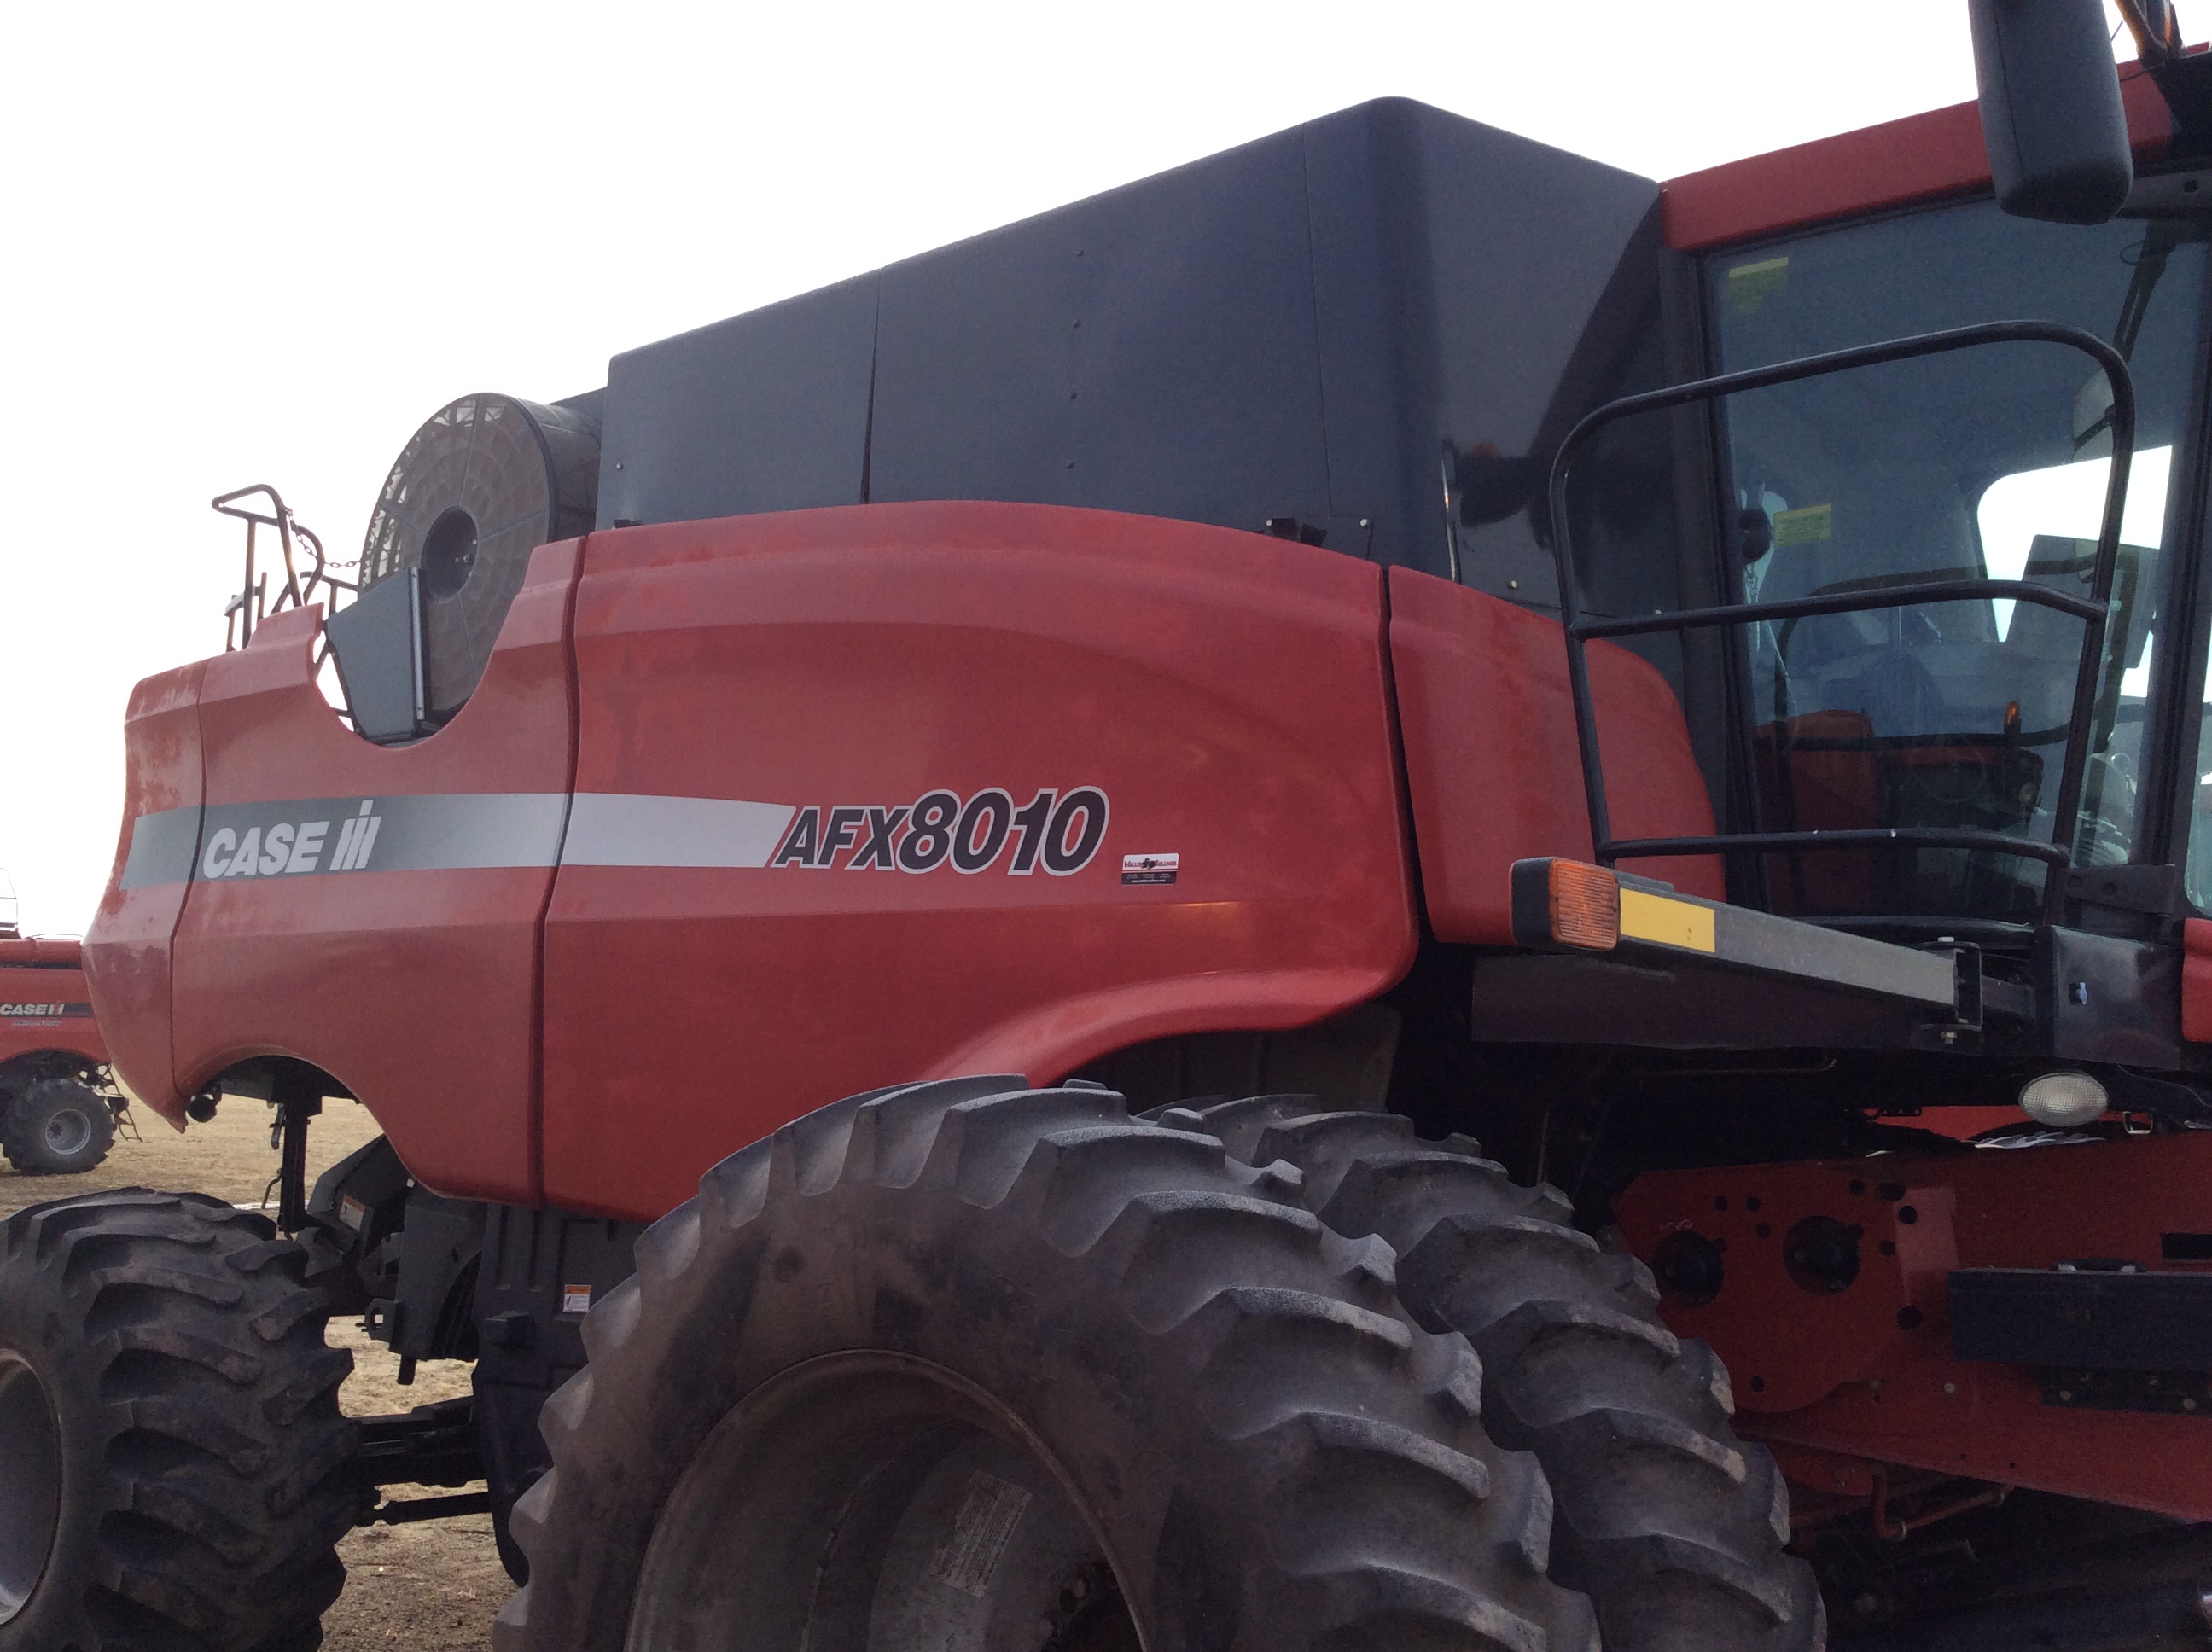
top-left (1970, 0), bottom-right (2134, 224)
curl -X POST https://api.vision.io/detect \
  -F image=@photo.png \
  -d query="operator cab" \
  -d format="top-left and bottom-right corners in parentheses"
top-left (1692, 197), bottom-right (2202, 932)
top-left (1515, 3), bottom-right (2212, 1077)
top-left (1554, 81), bottom-right (2212, 986)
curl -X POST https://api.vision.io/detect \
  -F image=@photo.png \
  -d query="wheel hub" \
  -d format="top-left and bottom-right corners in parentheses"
top-left (1036, 1558), bottom-right (1135, 1652)
top-left (44, 1106), bottom-right (92, 1159)
top-left (0, 1352), bottom-right (61, 1623)
top-left (626, 1353), bottom-right (1139, 1652)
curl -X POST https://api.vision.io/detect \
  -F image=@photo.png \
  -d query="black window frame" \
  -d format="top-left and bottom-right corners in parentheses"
top-left (1682, 187), bottom-right (2212, 933)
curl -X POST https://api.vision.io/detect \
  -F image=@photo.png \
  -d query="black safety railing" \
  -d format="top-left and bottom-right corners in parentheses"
top-left (212, 483), bottom-right (356, 652)
top-left (1545, 321), bottom-right (2135, 920)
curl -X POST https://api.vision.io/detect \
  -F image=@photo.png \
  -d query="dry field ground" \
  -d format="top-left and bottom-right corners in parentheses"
top-left (1, 1098), bottom-right (513, 1649)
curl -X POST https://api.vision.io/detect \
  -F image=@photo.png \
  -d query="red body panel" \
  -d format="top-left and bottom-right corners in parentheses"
top-left (84, 663), bottom-right (205, 1115)
top-left (1662, 70), bottom-right (2174, 251)
top-left (0, 939), bottom-right (107, 1074)
top-left (2183, 917), bottom-right (2212, 1044)
top-left (0, 939), bottom-right (89, 968)
top-left (540, 503), bottom-right (1417, 1218)
top-left (1615, 1136), bottom-right (2212, 1519)
top-left (89, 504), bottom-right (1430, 1219)
top-left (1900, 1105), bottom-right (2024, 1144)
top-left (163, 544), bottom-right (580, 1202)
top-left (1389, 567), bottom-right (1722, 942)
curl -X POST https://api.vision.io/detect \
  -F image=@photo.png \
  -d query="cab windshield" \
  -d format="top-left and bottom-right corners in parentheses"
top-left (1703, 201), bottom-right (2207, 925)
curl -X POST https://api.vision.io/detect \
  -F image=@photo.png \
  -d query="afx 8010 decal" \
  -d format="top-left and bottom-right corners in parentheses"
top-left (114, 786), bottom-right (1117, 887)
top-left (771, 787), bottom-right (1109, 875)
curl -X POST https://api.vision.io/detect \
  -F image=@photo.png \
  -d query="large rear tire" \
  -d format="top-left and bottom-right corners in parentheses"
top-left (1165, 1098), bottom-right (1824, 1652)
top-left (2, 1077), bottom-right (118, 1175)
top-left (496, 1079), bottom-right (1602, 1652)
top-left (0, 1190), bottom-right (360, 1652)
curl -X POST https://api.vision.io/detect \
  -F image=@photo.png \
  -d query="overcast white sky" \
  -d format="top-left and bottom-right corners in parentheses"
top-left (1, 1), bottom-right (2145, 933)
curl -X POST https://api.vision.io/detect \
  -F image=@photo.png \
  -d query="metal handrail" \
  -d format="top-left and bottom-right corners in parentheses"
top-left (212, 483), bottom-right (356, 651)
top-left (1544, 319), bottom-right (2136, 922)
top-left (1573, 577), bottom-right (2104, 643)
top-left (1606, 828), bottom-right (2072, 870)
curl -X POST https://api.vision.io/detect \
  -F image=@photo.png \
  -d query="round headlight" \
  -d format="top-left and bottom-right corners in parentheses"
top-left (2020, 1070), bottom-right (2108, 1128)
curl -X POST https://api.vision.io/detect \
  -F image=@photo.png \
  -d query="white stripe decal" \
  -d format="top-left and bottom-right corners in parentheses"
top-left (119, 807), bottom-right (206, 890)
top-left (560, 794), bottom-right (797, 869)
top-left (122, 792), bottom-right (800, 885)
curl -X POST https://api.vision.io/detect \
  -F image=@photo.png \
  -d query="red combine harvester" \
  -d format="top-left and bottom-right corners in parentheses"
top-left (10, 3), bottom-right (2212, 1649)
top-left (0, 875), bottom-right (121, 1175)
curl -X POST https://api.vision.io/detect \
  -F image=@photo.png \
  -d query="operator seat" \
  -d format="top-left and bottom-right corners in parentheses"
top-left (1750, 463), bottom-right (2016, 914)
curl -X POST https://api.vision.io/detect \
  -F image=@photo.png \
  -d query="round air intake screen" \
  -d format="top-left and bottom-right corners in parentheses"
top-left (358, 393), bottom-right (599, 719)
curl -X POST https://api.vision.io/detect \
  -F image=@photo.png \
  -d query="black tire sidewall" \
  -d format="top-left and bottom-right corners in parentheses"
top-left (549, 1172), bottom-right (1282, 1648)
top-left (0, 1191), bottom-right (360, 1652)
top-left (0, 1236), bottom-right (109, 1649)
top-left (1193, 1099), bottom-right (1823, 1652)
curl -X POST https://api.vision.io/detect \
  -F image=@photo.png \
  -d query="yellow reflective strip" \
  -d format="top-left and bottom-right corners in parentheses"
top-left (1618, 889), bottom-right (1716, 953)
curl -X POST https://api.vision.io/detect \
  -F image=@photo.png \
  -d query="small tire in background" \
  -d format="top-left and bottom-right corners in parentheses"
top-left (0, 1077), bottom-right (117, 1175)
top-left (0, 1190), bottom-right (360, 1651)
top-left (358, 393), bottom-right (600, 719)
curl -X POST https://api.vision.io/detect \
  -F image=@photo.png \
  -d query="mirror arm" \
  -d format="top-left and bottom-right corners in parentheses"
top-left (2116, 0), bottom-right (2186, 70)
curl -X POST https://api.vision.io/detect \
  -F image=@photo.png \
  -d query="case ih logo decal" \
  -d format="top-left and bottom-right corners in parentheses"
top-left (770, 788), bottom-right (1109, 875)
top-left (1, 1002), bottom-right (93, 1020)
top-left (143, 795), bottom-right (568, 887)
top-left (199, 800), bottom-right (381, 880)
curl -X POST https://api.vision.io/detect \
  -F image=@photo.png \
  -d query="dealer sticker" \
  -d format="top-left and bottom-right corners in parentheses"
top-left (1121, 852), bottom-right (1179, 887)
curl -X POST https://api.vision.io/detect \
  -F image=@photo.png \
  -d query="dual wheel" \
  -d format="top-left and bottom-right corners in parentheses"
top-left (499, 1080), bottom-right (1821, 1652)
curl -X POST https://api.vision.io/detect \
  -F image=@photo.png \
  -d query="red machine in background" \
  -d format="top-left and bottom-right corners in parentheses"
top-left (0, 879), bottom-right (122, 1174)
top-left (9, 4), bottom-right (2212, 1651)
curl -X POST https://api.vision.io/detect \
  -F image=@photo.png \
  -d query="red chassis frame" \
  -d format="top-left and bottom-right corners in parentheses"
top-left (1616, 1135), bottom-right (2212, 1521)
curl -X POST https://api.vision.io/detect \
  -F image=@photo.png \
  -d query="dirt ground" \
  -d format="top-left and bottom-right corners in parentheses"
top-left (1, 1097), bottom-right (514, 1649)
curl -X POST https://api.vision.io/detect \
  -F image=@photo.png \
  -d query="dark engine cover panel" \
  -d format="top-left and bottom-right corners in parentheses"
top-left (595, 97), bottom-right (1661, 600)
top-left (597, 274), bottom-right (877, 535)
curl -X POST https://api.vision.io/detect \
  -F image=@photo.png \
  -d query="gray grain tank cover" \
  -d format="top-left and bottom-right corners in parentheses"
top-left (359, 394), bottom-right (600, 719)
top-left (595, 97), bottom-right (1662, 605)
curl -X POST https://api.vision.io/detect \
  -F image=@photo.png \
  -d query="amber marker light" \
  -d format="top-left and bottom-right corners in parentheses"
top-left (1548, 858), bottom-right (1621, 950)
